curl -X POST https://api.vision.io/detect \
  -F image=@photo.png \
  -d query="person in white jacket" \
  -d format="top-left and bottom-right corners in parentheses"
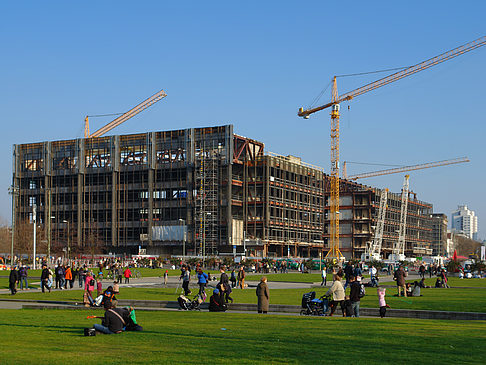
top-left (325, 274), bottom-right (345, 316)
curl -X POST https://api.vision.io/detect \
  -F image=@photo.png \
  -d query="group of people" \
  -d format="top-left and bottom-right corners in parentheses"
top-left (324, 271), bottom-right (364, 318)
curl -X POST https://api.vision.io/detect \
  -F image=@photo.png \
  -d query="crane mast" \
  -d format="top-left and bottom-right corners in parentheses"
top-left (391, 175), bottom-right (410, 261)
top-left (367, 188), bottom-right (388, 261)
top-left (327, 77), bottom-right (343, 259)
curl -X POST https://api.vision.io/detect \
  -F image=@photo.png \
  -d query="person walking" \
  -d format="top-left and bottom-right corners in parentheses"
top-left (163, 269), bottom-right (169, 287)
top-left (181, 266), bottom-right (191, 296)
top-left (230, 269), bottom-right (237, 288)
top-left (256, 277), bottom-right (269, 314)
top-left (197, 268), bottom-right (209, 297)
top-left (40, 264), bottom-right (51, 293)
top-left (78, 266), bottom-right (86, 288)
top-left (440, 269), bottom-right (450, 288)
top-left (343, 263), bottom-right (354, 289)
top-left (123, 267), bottom-right (131, 284)
top-left (326, 274), bottom-right (345, 316)
top-left (394, 266), bottom-right (407, 297)
top-left (65, 265), bottom-right (73, 289)
top-left (19, 265), bottom-right (29, 290)
top-left (9, 267), bottom-right (19, 295)
top-left (349, 275), bottom-right (361, 317)
top-left (321, 266), bottom-right (327, 286)
top-left (419, 264), bottom-right (426, 279)
top-left (237, 266), bottom-right (246, 289)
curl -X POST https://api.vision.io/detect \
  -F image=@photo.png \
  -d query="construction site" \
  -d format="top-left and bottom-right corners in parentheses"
top-left (13, 123), bottom-right (438, 260)
top-left (10, 35), bottom-right (485, 261)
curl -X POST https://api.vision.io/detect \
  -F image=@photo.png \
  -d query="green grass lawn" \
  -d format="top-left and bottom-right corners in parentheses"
top-left (3, 285), bottom-right (485, 313)
top-left (380, 277), bottom-right (486, 288)
top-left (0, 309), bottom-right (484, 364)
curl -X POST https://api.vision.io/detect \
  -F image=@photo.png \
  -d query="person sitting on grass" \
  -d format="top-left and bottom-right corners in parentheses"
top-left (93, 301), bottom-right (126, 334)
top-left (209, 289), bottom-right (227, 312)
top-left (411, 281), bottom-right (422, 297)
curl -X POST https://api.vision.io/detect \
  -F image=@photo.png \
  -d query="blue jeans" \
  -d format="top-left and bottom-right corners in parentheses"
top-left (351, 301), bottom-right (360, 317)
top-left (59, 278), bottom-right (65, 288)
top-left (93, 324), bottom-right (115, 334)
top-left (20, 277), bottom-right (28, 289)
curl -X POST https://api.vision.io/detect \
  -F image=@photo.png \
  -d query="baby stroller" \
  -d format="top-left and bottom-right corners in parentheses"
top-left (366, 275), bottom-right (379, 287)
top-left (178, 293), bottom-right (205, 311)
top-left (300, 291), bottom-right (329, 316)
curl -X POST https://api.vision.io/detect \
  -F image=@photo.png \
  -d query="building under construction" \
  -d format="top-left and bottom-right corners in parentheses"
top-left (12, 124), bottom-right (433, 259)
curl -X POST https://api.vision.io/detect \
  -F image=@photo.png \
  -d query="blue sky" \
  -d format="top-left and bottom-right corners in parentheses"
top-left (1, 1), bottom-right (485, 239)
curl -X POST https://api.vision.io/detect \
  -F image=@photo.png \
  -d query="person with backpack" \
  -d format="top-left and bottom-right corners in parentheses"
top-left (349, 275), bottom-right (362, 317)
top-left (92, 301), bottom-right (126, 334)
top-left (19, 265), bottom-right (29, 290)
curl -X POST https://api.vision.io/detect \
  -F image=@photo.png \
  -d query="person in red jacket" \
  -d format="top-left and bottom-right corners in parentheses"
top-left (123, 267), bottom-right (132, 284)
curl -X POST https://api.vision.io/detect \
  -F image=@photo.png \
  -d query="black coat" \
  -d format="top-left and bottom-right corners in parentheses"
top-left (9, 269), bottom-right (19, 283)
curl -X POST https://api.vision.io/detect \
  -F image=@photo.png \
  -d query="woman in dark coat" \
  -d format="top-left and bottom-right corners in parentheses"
top-left (256, 276), bottom-right (269, 314)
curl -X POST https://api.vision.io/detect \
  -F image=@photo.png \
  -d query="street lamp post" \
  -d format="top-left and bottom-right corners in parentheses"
top-left (33, 204), bottom-right (37, 270)
top-left (8, 185), bottom-right (19, 267)
top-left (178, 219), bottom-right (186, 262)
top-left (63, 220), bottom-right (70, 263)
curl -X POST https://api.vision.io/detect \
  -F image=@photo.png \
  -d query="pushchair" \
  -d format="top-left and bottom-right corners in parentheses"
top-left (365, 275), bottom-right (379, 287)
top-left (178, 293), bottom-right (205, 311)
top-left (300, 291), bottom-right (329, 316)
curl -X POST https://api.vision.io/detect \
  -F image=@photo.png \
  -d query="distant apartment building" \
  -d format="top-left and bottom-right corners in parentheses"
top-left (430, 213), bottom-right (448, 256)
top-left (451, 205), bottom-right (478, 240)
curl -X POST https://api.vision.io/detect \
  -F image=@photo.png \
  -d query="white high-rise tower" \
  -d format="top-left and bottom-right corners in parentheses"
top-left (451, 205), bottom-right (478, 240)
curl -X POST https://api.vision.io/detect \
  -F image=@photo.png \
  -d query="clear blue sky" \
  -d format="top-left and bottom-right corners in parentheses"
top-left (0, 1), bottom-right (485, 239)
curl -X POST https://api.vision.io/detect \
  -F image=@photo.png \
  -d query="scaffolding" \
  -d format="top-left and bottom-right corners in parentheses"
top-left (194, 132), bottom-right (220, 256)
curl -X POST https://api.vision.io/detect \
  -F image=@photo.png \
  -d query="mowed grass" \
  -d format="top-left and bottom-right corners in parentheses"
top-left (2, 285), bottom-right (485, 313)
top-left (0, 309), bottom-right (485, 364)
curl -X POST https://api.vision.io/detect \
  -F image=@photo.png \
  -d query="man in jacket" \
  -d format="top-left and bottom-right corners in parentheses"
top-left (349, 275), bottom-right (361, 317)
top-left (40, 264), bottom-right (51, 293)
top-left (394, 266), bottom-right (407, 297)
top-left (343, 263), bottom-right (354, 289)
top-left (9, 267), bottom-right (19, 295)
top-left (93, 301), bottom-right (126, 334)
top-left (19, 265), bottom-right (29, 290)
top-left (237, 266), bottom-right (246, 289)
top-left (180, 266), bottom-right (191, 296)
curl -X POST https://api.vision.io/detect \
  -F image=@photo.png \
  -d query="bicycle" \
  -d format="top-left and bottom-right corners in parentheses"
top-left (132, 269), bottom-right (142, 279)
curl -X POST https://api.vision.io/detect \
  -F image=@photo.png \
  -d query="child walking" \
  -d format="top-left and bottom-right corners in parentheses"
top-left (377, 287), bottom-right (389, 318)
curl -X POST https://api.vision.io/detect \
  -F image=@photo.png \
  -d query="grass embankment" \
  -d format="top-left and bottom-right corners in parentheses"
top-left (2, 286), bottom-right (485, 313)
top-left (0, 309), bottom-right (484, 364)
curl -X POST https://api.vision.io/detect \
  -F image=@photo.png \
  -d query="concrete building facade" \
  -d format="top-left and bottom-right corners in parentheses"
top-left (12, 124), bottom-right (434, 259)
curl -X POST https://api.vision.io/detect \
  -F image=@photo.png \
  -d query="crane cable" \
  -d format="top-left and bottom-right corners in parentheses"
top-left (308, 66), bottom-right (410, 108)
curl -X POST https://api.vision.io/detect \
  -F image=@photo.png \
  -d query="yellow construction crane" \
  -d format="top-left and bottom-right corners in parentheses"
top-left (344, 157), bottom-right (470, 180)
top-left (298, 36), bottom-right (485, 260)
top-left (84, 89), bottom-right (167, 138)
